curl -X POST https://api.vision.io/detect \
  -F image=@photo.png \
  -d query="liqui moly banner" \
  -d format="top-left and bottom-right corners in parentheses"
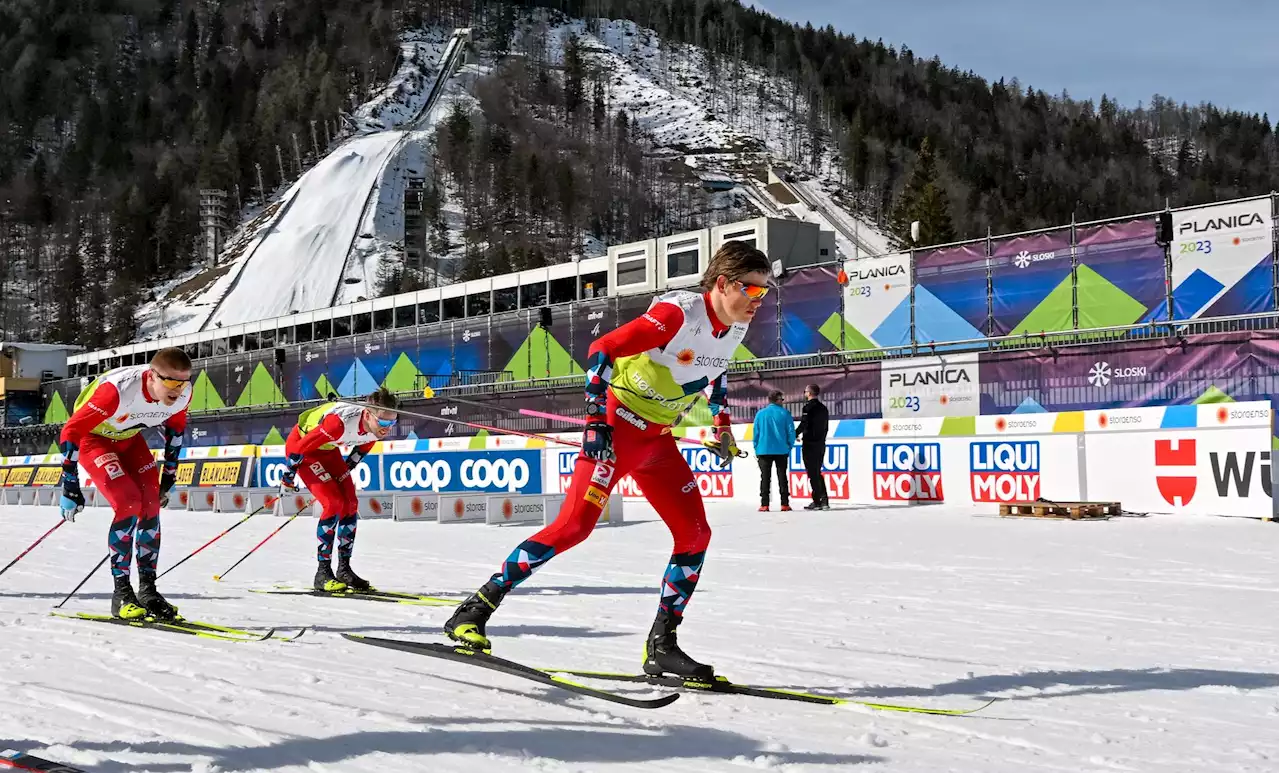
top-left (881, 353), bottom-right (981, 418)
top-left (788, 444), bottom-right (851, 500)
top-left (872, 442), bottom-right (944, 501)
top-left (969, 441), bottom-right (1041, 502)
top-left (1171, 197), bottom-right (1274, 318)
top-left (553, 446), bottom-right (734, 499)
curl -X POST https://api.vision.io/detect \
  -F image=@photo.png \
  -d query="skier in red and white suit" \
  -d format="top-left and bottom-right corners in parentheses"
top-left (444, 242), bottom-right (773, 679)
top-left (58, 347), bottom-right (194, 619)
top-left (280, 387), bottom-right (400, 592)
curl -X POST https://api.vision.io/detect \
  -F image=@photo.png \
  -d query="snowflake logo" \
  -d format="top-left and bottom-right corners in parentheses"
top-left (1088, 362), bottom-right (1112, 388)
top-left (1013, 250), bottom-right (1033, 269)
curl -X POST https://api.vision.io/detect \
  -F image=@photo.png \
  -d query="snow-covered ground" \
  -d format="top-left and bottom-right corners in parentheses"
top-left (1, 502), bottom-right (1275, 772)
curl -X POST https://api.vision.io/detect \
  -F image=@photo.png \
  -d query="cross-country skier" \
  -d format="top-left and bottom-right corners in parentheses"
top-left (444, 241), bottom-right (772, 679)
top-left (280, 388), bottom-right (400, 592)
top-left (58, 347), bottom-right (194, 619)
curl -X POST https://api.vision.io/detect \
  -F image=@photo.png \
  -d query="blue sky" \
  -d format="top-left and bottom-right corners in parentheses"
top-left (743, 0), bottom-right (1278, 119)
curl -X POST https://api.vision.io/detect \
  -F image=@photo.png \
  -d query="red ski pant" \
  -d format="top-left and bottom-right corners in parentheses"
top-left (537, 391), bottom-right (709, 554)
top-left (293, 447), bottom-right (359, 563)
top-left (489, 391), bottom-right (711, 618)
top-left (80, 433), bottom-right (162, 577)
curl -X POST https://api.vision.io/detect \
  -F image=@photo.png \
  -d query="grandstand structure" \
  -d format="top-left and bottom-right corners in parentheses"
top-left (2, 195), bottom-right (1275, 455)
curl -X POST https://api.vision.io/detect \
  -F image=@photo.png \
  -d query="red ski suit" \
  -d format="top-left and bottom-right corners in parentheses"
top-left (283, 412), bottom-right (376, 519)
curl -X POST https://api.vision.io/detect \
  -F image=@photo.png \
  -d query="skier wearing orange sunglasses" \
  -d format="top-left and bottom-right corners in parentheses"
top-left (445, 241), bottom-right (772, 681)
top-left (57, 347), bottom-right (194, 620)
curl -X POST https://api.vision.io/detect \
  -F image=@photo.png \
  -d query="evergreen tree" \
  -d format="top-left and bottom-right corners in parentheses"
top-left (563, 33), bottom-right (586, 119)
top-left (889, 139), bottom-right (956, 247)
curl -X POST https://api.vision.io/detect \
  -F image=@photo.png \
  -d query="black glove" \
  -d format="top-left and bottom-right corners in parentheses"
top-left (345, 449), bottom-right (366, 470)
top-left (582, 420), bottom-right (615, 462)
top-left (159, 470), bottom-right (176, 508)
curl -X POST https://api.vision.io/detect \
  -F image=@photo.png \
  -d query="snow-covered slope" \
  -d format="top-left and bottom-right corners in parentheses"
top-left (1, 502), bottom-right (1275, 771)
top-left (133, 17), bottom-right (893, 342)
top-left (203, 132), bottom-right (405, 325)
top-left (134, 31), bottom-right (459, 338)
top-left (559, 19), bottom-right (890, 255)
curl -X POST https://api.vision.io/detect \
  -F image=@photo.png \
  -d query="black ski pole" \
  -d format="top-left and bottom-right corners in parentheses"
top-left (54, 553), bottom-right (110, 609)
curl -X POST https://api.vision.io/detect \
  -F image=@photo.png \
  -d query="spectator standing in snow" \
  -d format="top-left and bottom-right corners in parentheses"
top-left (753, 390), bottom-right (796, 512)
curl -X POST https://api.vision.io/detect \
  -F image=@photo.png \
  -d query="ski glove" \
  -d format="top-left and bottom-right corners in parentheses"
top-left (582, 421), bottom-right (615, 462)
top-left (58, 441), bottom-right (84, 522)
top-left (158, 472), bottom-right (176, 508)
top-left (280, 453), bottom-right (302, 493)
top-left (59, 468), bottom-right (84, 522)
top-left (345, 448), bottom-right (366, 470)
top-left (159, 426), bottom-right (182, 507)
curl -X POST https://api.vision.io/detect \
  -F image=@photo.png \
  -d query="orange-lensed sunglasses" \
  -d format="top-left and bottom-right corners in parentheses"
top-left (150, 369), bottom-right (192, 391)
top-left (737, 281), bottom-right (770, 300)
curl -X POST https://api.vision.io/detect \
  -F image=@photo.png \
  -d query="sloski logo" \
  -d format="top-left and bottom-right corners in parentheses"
top-left (1088, 361), bottom-right (1146, 387)
top-left (970, 441), bottom-right (1039, 502)
top-left (1154, 438), bottom-right (1196, 506)
top-left (1011, 249), bottom-right (1055, 268)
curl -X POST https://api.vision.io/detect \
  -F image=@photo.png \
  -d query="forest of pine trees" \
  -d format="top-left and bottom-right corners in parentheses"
top-left (2, 0), bottom-right (1275, 349)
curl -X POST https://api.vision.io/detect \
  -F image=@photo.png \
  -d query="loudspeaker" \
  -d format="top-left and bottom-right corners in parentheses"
top-left (1156, 212), bottom-right (1173, 245)
top-left (539, 307), bottom-right (552, 329)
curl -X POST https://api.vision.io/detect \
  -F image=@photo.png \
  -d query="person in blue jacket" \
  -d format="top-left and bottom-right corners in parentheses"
top-left (752, 390), bottom-right (796, 511)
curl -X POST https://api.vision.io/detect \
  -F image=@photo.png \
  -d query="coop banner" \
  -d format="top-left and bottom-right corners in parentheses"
top-left (1170, 197), bottom-right (1275, 318)
top-left (257, 456), bottom-right (381, 492)
top-left (839, 252), bottom-right (912, 348)
top-left (381, 449), bottom-right (543, 494)
top-left (880, 353), bottom-right (981, 418)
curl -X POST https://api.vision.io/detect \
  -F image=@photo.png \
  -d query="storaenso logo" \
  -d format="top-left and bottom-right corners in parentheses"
top-left (1178, 212), bottom-right (1265, 236)
top-left (888, 369), bottom-right (971, 387)
top-left (1211, 451), bottom-right (1273, 499)
top-left (850, 264), bottom-right (906, 281)
top-left (693, 355), bottom-right (729, 369)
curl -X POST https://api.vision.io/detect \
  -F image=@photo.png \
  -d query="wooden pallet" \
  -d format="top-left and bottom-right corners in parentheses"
top-left (998, 501), bottom-right (1120, 520)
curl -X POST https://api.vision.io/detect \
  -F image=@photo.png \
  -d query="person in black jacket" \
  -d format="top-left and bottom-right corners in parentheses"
top-left (795, 384), bottom-right (830, 510)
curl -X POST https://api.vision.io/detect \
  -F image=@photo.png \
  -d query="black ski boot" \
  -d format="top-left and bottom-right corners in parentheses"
top-left (137, 573), bottom-right (179, 621)
top-left (643, 610), bottom-right (714, 681)
top-left (444, 580), bottom-right (507, 651)
top-left (111, 575), bottom-right (146, 620)
top-left (314, 562), bottom-right (347, 593)
top-left (335, 558), bottom-right (372, 592)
